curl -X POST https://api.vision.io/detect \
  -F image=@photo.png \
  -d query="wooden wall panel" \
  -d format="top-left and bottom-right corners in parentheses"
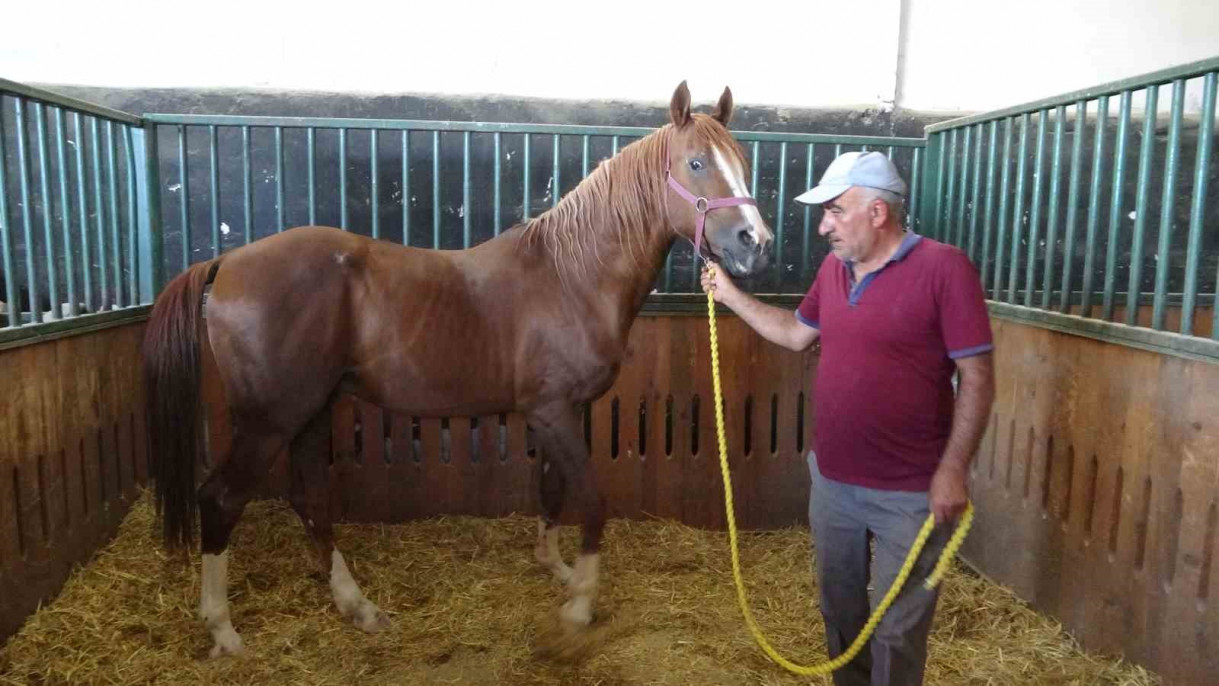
top-left (0, 323), bottom-right (146, 644)
top-left (15, 308), bottom-right (1213, 684)
top-left (194, 315), bottom-right (818, 532)
top-left (962, 316), bottom-right (1219, 686)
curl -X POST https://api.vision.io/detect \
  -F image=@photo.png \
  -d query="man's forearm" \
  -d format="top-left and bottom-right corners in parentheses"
top-left (722, 290), bottom-right (812, 352)
top-left (939, 362), bottom-right (995, 473)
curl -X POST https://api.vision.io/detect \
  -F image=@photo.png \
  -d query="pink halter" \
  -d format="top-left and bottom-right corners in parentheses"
top-left (664, 133), bottom-right (758, 261)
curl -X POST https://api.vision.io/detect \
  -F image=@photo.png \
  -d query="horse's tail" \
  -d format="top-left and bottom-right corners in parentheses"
top-left (142, 257), bottom-right (221, 552)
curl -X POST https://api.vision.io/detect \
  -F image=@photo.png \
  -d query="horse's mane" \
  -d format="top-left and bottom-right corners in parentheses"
top-left (517, 116), bottom-right (745, 288)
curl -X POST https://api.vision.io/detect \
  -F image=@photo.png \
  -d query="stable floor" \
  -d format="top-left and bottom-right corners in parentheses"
top-left (0, 492), bottom-right (1159, 685)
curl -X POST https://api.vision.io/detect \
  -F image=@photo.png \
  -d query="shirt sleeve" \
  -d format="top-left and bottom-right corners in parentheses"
top-left (795, 257), bottom-right (828, 329)
top-left (936, 249), bottom-right (994, 359)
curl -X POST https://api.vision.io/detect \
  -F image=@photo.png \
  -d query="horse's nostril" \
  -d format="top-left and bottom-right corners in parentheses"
top-left (737, 228), bottom-right (755, 248)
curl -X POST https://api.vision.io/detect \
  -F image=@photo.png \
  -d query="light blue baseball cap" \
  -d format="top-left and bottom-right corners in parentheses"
top-left (794, 151), bottom-right (907, 205)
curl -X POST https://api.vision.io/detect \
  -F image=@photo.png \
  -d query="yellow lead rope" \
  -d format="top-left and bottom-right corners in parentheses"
top-left (704, 270), bottom-right (975, 676)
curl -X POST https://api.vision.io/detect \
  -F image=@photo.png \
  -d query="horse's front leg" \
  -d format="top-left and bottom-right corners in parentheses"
top-left (530, 403), bottom-right (606, 629)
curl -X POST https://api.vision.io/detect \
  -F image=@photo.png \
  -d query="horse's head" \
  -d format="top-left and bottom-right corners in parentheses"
top-left (664, 81), bottom-right (773, 278)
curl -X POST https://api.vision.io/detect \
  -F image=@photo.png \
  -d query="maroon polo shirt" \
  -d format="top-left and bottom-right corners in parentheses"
top-left (796, 232), bottom-right (993, 492)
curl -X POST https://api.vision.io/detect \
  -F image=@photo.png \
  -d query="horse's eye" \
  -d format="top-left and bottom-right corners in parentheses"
top-left (688, 159), bottom-right (704, 171)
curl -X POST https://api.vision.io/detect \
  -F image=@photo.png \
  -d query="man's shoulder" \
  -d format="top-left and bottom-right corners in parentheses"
top-left (908, 236), bottom-right (979, 275)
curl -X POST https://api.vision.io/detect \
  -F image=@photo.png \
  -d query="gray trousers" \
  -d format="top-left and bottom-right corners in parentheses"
top-left (807, 451), bottom-right (951, 686)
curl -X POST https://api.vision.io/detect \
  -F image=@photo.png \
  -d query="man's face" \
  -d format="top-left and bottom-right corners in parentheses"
top-left (817, 187), bottom-right (882, 263)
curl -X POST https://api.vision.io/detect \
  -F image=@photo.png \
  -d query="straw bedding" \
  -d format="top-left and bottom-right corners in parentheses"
top-left (0, 491), bottom-right (1159, 685)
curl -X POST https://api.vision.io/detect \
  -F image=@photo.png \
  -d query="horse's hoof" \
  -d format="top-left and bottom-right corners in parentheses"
top-left (207, 630), bottom-right (246, 659)
top-left (560, 595), bottom-right (593, 629)
top-left (353, 604), bottom-right (393, 633)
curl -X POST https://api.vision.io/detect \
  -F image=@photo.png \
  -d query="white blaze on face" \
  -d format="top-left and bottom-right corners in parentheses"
top-left (712, 144), bottom-right (768, 245)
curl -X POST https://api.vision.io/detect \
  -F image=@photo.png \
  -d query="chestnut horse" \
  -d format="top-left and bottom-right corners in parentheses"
top-left (143, 82), bottom-right (773, 657)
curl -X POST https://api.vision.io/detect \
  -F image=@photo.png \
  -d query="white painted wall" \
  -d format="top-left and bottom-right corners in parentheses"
top-left (900, 0), bottom-right (1219, 113)
top-left (1, 0), bottom-right (1216, 115)
top-left (0, 0), bottom-right (900, 110)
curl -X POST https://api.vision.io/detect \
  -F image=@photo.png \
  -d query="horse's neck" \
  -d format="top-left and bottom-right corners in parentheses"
top-left (545, 149), bottom-right (676, 334)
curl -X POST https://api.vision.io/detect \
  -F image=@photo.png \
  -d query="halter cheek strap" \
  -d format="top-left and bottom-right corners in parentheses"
top-left (664, 135), bottom-right (759, 261)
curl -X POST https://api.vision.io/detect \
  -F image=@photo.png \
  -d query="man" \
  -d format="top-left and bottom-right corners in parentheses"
top-left (700, 151), bottom-right (995, 686)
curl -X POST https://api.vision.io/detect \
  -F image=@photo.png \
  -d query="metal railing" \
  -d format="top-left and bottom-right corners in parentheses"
top-left (918, 57), bottom-right (1219, 361)
top-left (0, 78), bottom-right (159, 345)
top-left (140, 113), bottom-right (924, 299)
top-left (4, 57), bottom-right (1217, 362)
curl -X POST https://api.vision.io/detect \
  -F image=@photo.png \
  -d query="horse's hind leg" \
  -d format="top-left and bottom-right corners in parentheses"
top-left (288, 405), bottom-right (391, 633)
top-left (534, 448), bottom-right (573, 583)
top-left (530, 403), bottom-right (606, 629)
top-left (197, 424), bottom-right (287, 658)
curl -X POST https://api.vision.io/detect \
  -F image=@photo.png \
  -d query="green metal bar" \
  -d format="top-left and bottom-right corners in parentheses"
top-left (371, 129), bottom-right (380, 240)
top-left (106, 121), bottom-right (122, 307)
top-left (0, 305), bottom-right (151, 351)
top-left (242, 125), bottom-right (252, 243)
top-left (54, 108), bottom-right (77, 316)
top-left (944, 129), bottom-right (958, 246)
top-left (0, 103), bottom-right (17, 327)
top-left (967, 124), bottom-right (983, 260)
top-left (1007, 113), bottom-right (1030, 303)
top-left (1183, 72), bottom-right (1216, 336)
top-left (926, 56), bottom-right (1219, 134)
top-left (909, 146), bottom-right (920, 232)
top-left (492, 132), bottom-right (500, 236)
top-left (988, 300), bottom-right (1219, 365)
top-left (887, 145), bottom-right (894, 159)
top-left (463, 131), bottom-right (471, 248)
top-left (1102, 91), bottom-right (1133, 321)
top-left (0, 77), bottom-right (142, 124)
top-left (275, 127), bottom-right (284, 232)
top-left (803, 143), bottom-right (814, 277)
top-left (1042, 106), bottom-right (1067, 309)
top-left (552, 134), bottom-right (560, 209)
top-left (124, 125), bottom-right (138, 304)
top-left (1058, 101), bottom-right (1086, 314)
top-left (523, 134), bottom-right (531, 221)
top-left (307, 128), bottom-right (316, 225)
top-left (73, 113), bottom-right (92, 312)
top-left (339, 128), bottom-right (348, 229)
top-left (993, 118), bottom-right (1014, 299)
top-left (15, 99), bottom-right (41, 323)
top-left (953, 127), bottom-right (969, 247)
top-left (751, 141), bottom-right (759, 194)
top-left (177, 125), bottom-right (190, 270)
top-left (933, 134), bottom-right (948, 243)
top-left (955, 127), bottom-right (975, 248)
top-left (208, 124), bottom-right (219, 258)
top-left (402, 130), bottom-right (411, 245)
top-left (774, 141), bottom-right (787, 291)
top-left (979, 122), bottom-right (998, 290)
top-left (581, 135), bottom-right (590, 179)
top-left (133, 123), bottom-right (162, 302)
top-left (1079, 96), bottom-right (1110, 318)
top-left (612, 135), bottom-right (619, 156)
top-left (432, 130), bottom-right (440, 247)
top-left (91, 116), bottom-right (108, 310)
top-left (1023, 111), bottom-right (1048, 306)
top-left (917, 134), bottom-right (942, 239)
top-left (834, 143), bottom-right (842, 158)
top-left (146, 112), bottom-right (928, 148)
top-left (35, 103), bottom-right (61, 315)
top-left (1151, 80), bottom-right (1186, 331)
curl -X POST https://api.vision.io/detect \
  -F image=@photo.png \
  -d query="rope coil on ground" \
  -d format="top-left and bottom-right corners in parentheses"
top-left (704, 270), bottom-right (974, 676)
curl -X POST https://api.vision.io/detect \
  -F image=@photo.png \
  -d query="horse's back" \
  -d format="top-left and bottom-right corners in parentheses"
top-left (204, 225), bottom-right (524, 418)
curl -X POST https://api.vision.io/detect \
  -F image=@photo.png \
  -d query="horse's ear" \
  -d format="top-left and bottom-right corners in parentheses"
top-left (670, 81), bottom-right (692, 128)
top-left (712, 86), bottom-right (734, 126)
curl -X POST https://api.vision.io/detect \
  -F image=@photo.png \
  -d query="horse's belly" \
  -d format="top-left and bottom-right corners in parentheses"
top-left (345, 338), bottom-right (517, 418)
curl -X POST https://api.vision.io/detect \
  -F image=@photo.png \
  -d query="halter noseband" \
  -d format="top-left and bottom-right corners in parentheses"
top-left (664, 133), bottom-right (758, 262)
